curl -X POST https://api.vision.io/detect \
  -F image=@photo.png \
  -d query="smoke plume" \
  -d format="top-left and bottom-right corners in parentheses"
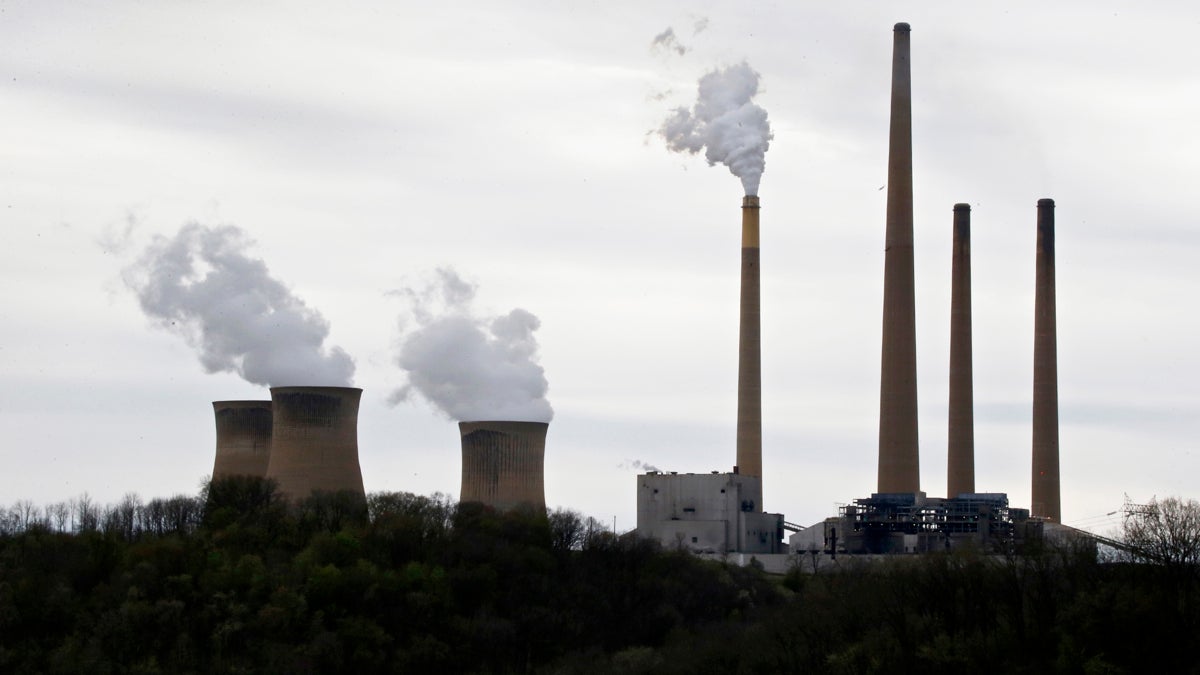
top-left (658, 61), bottom-right (772, 196)
top-left (621, 459), bottom-right (662, 473)
top-left (124, 222), bottom-right (354, 387)
top-left (391, 268), bottom-right (553, 423)
top-left (651, 27), bottom-right (689, 56)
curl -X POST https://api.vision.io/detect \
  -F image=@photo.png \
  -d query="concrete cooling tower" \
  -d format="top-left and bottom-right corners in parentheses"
top-left (459, 421), bottom-right (548, 511)
top-left (211, 400), bottom-right (272, 479)
top-left (265, 386), bottom-right (365, 501)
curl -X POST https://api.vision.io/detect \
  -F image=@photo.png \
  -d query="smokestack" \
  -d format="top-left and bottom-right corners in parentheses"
top-left (265, 386), bottom-right (365, 501)
top-left (877, 22), bottom-right (920, 494)
top-left (211, 400), bottom-right (272, 479)
top-left (1031, 198), bottom-right (1060, 521)
top-left (947, 204), bottom-right (974, 497)
top-left (459, 421), bottom-right (548, 511)
top-left (737, 195), bottom-right (763, 485)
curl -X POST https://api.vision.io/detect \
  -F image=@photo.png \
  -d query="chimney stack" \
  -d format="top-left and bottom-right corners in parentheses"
top-left (877, 22), bottom-right (920, 493)
top-left (1031, 198), bottom-right (1060, 521)
top-left (265, 386), bottom-right (365, 501)
top-left (459, 421), bottom-right (548, 511)
top-left (737, 195), bottom-right (763, 486)
top-left (211, 400), bottom-right (272, 479)
top-left (947, 204), bottom-right (975, 497)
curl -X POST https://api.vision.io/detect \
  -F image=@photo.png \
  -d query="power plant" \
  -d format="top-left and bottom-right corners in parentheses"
top-left (791, 24), bottom-right (1064, 557)
top-left (194, 21), bottom-right (1069, 560)
top-left (632, 195), bottom-right (786, 555)
top-left (263, 386), bottom-right (366, 501)
top-left (211, 400), bottom-right (272, 479)
top-left (458, 421), bottom-right (548, 512)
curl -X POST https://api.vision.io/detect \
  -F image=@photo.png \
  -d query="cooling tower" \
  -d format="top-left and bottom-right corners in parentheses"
top-left (947, 204), bottom-right (975, 497)
top-left (211, 400), bottom-right (272, 479)
top-left (265, 386), bottom-right (365, 501)
top-left (1031, 198), bottom-right (1060, 521)
top-left (877, 22), bottom-right (920, 494)
top-left (459, 421), bottom-right (548, 511)
top-left (736, 195), bottom-right (763, 483)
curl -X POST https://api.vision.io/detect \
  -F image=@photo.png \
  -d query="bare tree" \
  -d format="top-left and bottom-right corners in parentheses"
top-left (49, 501), bottom-right (71, 533)
top-left (74, 493), bottom-right (99, 532)
top-left (0, 505), bottom-right (16, 535)
top-left (548, 507), bottom-right (585, 552)
top-left (14, 500), bottom-right (38, 532)
top-left (1121, 496), bottom-right (1200, 569)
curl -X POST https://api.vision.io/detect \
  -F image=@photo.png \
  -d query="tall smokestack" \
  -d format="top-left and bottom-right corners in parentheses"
top-left (459, 421), bottom-right (548, 511)
top-left (947, 204), bottom-right (975, 497)
top-left (878, 22), bottom-right (920, 494)
top-left (737, 195), bottom-right (763, 484)
top-left (211, 401), bottom-right (272, 479)
top-left (1031, 198), bottom-right (1060, 521)
top-left (265, 386), bottom-right (365, 501)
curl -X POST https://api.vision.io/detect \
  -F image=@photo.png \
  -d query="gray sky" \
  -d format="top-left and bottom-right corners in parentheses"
top-left (2, 1), bottom-right (1197, 534)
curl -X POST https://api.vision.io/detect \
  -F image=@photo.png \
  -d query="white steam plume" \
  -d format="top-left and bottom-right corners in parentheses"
top-left (124, 222), bottom-right (354, 387)
top-left (390, 268), bottom-right (552, 423)
top-left (658, 61), bottom-right (773, 196)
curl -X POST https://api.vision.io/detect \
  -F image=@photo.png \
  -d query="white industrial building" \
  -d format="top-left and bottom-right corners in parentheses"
top-left (635, 472), bottom-right (785, 554)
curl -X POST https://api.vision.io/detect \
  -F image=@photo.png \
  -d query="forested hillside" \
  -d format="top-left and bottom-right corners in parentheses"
top-left (2, 480), bottom-right (1198, 673)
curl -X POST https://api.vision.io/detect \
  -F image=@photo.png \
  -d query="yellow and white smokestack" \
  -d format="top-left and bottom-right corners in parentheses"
top-left (736, 195), bottom-right (763, 488)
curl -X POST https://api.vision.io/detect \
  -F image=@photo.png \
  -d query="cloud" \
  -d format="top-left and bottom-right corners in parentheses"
top-left (651, 27), bottom-right (689, 56)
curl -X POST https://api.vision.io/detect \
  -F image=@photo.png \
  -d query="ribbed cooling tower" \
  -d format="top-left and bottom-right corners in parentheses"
top-left (878, 22), bottom-right (920, 494)
top-left (1031, 198), bottom-right (1060, 521)
top-left (736, 195), bottom-right (763, 484)
top-left (459, 421), bottom-right (547, 511)
top-left (211, 400), bottom-right (272, 479)
top-left (265, 386), bottom-right (365, 500)
top-left (947, 204), bottom-right (975, 497)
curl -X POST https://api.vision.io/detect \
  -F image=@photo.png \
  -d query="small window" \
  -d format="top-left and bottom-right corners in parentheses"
top-left (720, 489), bottom-right (726, 494)
top-left (691, 537), bottom-right (698, 543)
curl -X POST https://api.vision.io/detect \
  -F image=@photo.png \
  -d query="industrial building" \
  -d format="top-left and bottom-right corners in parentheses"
top-left (637, 471), bottom-right (784, 554)
top-left (790, 493), bottom-right (1041, 555)
top-left (634, 191), bottom-right (788, 554)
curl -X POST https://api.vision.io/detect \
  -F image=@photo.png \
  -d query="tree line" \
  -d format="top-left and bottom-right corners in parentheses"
top-left (2, 481), bottom-right (1199, 673)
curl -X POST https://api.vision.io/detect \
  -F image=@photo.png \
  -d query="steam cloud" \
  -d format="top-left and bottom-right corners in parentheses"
top-left (658, 61), bottom-right (772, 196)
top-left (124, 222), bottom-right (354, 387)
top-left (391, 268), bottom-right (552, 423)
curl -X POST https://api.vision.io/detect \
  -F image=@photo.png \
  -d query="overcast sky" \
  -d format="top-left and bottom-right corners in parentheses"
top-left (2, 1), bottom-right (1197, 534)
